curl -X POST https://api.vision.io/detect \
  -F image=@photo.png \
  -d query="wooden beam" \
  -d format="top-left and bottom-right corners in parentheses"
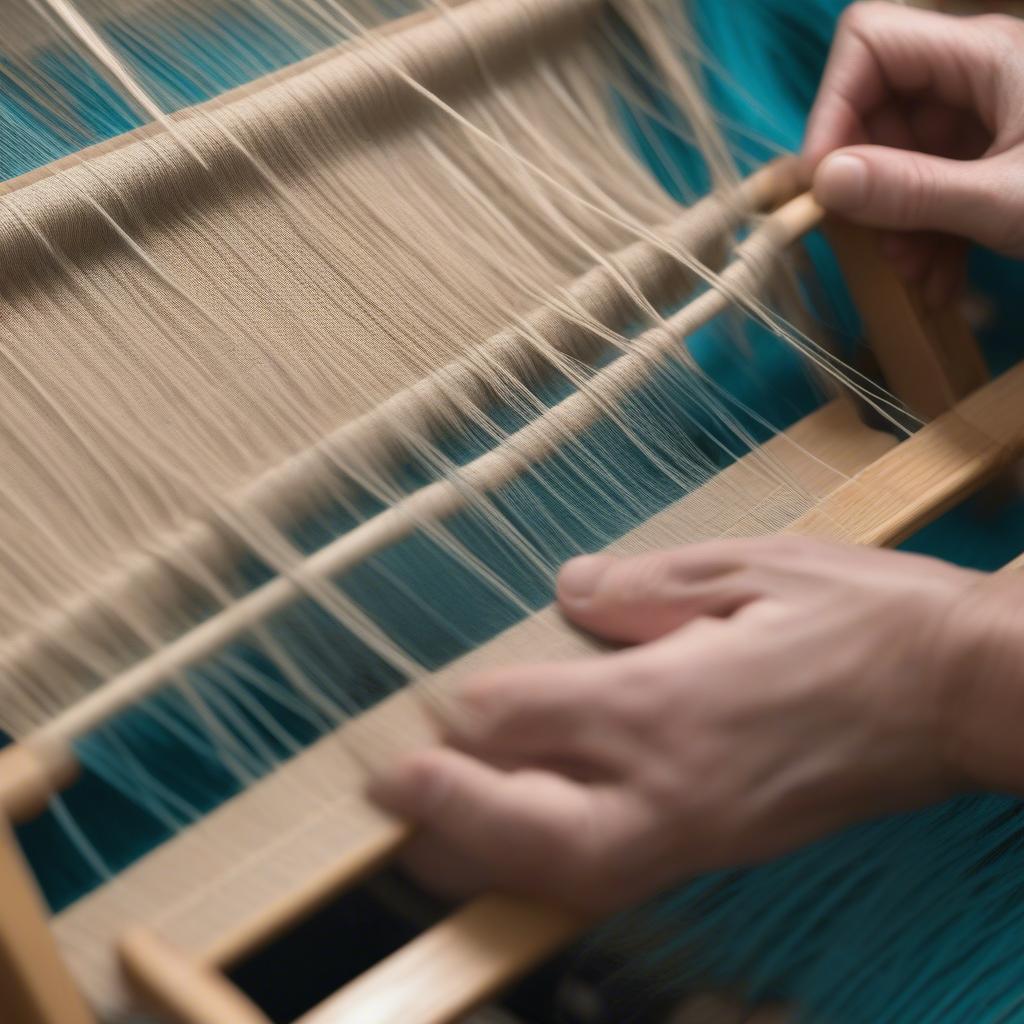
top-left (790, 360), bottom-right (1024, 545)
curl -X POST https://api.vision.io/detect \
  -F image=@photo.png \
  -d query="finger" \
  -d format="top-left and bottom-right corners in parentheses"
top-left (447, 662), bottom-right (619, 769)
top-left (907, 100), bottom-right (991, 160)
top-left (861, 100), bottom-right (990, 164)
top-left (391, 828), bottom-right (492, 903)
top-left (369, 747), bottom-right (643, 906)
top-left (803, 4), bottom-right (1008, 166)
top-left (812, 146), bottom-right (1012, 250)
top-left (556, 549), bottom-right (761, 644)
top-left (802, 11), bottom-right (878, 170)
top-left (863, 103), bottom-right (915, 154)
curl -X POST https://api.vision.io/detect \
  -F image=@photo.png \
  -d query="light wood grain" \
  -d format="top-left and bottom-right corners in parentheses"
top-left (0, 823), bottom-right (96, 1024)
top-left (296, 896), bottom-right (579, 1024)
top-left (791, 361), bottom-right (1024, 544)
top-left (120, 928), bottom-right (270, 1024)
top-left (825, 218), bottom-right (988, 419)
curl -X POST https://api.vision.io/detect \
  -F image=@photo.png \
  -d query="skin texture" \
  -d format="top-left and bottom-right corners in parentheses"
top-left (369, 5), bottom-right (1024, 914)
top-left (804, 3), bottom-right (1024, 305)
top-left (371, 541), bottom-right (1024, 912)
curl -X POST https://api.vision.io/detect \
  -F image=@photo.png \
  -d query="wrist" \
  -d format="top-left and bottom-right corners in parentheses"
top-left (939, 573), bottom-right (1024, 793)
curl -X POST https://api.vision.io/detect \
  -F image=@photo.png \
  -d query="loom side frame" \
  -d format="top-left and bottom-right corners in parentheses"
top-left (2, 200), bottom-right (1021, 1023)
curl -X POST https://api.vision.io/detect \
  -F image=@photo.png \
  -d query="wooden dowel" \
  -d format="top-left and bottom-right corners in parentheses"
top-left (0, 0), bottom-right (587, 197)
top-left (0, 744), bottom-right (77, 824)
top-left (0, 821), bottom-right (96, 1024)
top-left (825, 218), bottom-right (989, 419)
top-left (789, 361), bottom-right (1024, 546)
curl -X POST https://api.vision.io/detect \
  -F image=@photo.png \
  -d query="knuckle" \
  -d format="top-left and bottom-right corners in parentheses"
top-left (560, 814), bottom-right (627, 890)
top-left (963, 160), bottom-right (1024, 254)
top-left (650, 539), bottom-right (745, 578)
top-left (982, 170), bottom-right (1024, 254)
top-left (839, 2), bottom-right (884, 37)
top-left (458, 675), bottom-right (520, 729)
top-left (610, 653), bottom-right (666, 694)
top-left (460, 669), bottom-right (518, 705)
top-left (602, 686), bottom-right (658, 739)
top-left (837, 3), bottom-right (862, 33)
top-left (394, 752), bottom-right (448, 806)
top-left (898, 159), bottom-right (940, 225)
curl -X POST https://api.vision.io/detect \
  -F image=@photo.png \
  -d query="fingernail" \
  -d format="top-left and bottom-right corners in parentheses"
top-left (558, 554), bottom-right (612, 601)
top-left (816, 154), bottom-right (869, 213)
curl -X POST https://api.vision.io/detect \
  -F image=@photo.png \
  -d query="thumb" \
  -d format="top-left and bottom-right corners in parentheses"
top-left (813, 146), bottom-right (1008, 250)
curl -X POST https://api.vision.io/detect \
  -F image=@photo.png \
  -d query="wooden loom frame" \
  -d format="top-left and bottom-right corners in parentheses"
top-left (1, 4), bottom-right (1024, 1023)
top-left (2, 195), bottom-right (1022, 1024)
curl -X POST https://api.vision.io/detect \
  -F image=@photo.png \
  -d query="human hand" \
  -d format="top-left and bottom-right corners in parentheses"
top-left (803, 2), bottom-right (1024, 305)
top-left (370, 538), bottom-right (1000, 914)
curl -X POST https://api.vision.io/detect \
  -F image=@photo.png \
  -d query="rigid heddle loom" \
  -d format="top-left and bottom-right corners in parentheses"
top-left (1, 1), bottom-right (1023, 1022)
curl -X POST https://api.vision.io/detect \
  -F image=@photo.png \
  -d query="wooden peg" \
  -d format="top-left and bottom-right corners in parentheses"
top-left (0, 744), bottom-right (78, 824)
top-left (0, 819), bottom-right (95, 1024)
top-left (825, 217), bottom-right (989, 419)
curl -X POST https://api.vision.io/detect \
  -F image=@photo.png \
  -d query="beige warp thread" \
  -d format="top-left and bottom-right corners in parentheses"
top-left (0, 2), bottom-right (904, 1016)
top-left (0, 0), bottom-right (823, 735)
